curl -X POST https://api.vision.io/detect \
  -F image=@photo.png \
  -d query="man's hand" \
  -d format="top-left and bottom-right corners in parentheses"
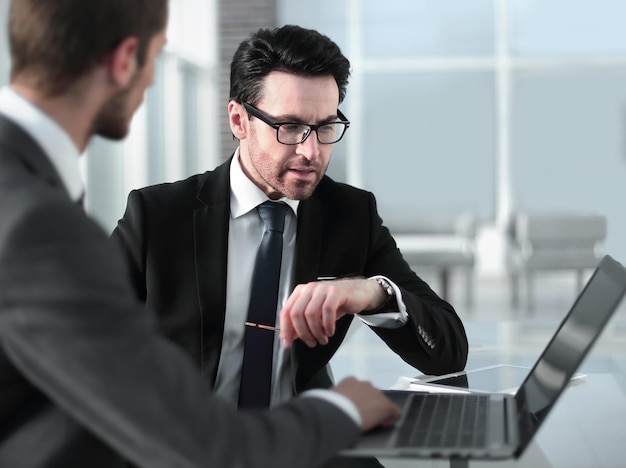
top-left (331, 377), bottom-right (402, 431)
top-left (279, 278), bottom-right (388, 349)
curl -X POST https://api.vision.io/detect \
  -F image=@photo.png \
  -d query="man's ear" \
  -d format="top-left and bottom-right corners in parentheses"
top-left (107, 37), bottom-right (140, 87)
top-left (228, 100), bottom-right (248, 140)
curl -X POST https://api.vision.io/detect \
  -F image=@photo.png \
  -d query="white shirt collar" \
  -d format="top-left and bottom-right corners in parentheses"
top-left (229, 147), bottom-right (300, 218)
top-left (0, 86), bottom-right (84, 202)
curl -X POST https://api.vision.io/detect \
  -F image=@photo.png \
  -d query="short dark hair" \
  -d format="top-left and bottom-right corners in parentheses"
top-left (9, 0), bottom-right (168, 96)
top-left (229, 24), bottom-right (351, 106)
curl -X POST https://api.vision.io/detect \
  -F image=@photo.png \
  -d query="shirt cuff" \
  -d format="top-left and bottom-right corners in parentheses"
top-left (358, 276), bottom-right (409, 328)
top-left (302, 389), bottom-right (362, 428)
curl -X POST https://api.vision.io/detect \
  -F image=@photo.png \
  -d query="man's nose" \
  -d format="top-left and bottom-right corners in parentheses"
top-left (297, 130), bottom-right (321, 160)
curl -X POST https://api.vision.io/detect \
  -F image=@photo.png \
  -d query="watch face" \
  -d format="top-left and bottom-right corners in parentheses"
top-left (377, 278), bottom-right (393, 295)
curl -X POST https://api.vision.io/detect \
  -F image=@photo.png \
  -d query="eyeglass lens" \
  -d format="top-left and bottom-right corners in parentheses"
top-left (277, 122), bottom-right (346, 144)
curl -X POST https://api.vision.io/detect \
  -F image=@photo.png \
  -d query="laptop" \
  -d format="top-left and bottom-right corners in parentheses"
top-left (342, 254), bottom-right (626, 460)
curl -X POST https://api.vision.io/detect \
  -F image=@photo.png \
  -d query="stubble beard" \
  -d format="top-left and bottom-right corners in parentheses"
top-left (252, 153), bottom-right (327, 200)
top-left (92, 74), bottom-right (138, 141)
top-left (245, 124), bottom-right (329, 200)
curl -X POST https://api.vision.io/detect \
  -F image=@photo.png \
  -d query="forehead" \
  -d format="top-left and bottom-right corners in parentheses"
top-left (258, 71), bottom-right (339, 115)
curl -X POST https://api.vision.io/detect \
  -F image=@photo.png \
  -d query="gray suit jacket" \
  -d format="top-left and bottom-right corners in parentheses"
top-left (0, 114), bottom-right (359, 468)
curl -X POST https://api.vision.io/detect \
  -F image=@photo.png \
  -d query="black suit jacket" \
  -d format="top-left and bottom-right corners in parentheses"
top-left (0, 115), bottom-right (360, 468)
top-left (112, 157), bottom-right (468, 394)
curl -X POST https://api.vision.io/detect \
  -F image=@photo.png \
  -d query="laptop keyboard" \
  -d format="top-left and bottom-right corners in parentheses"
top-left (394, 393), bottom-right (489, 448)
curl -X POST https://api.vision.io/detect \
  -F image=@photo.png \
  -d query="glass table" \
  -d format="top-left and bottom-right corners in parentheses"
top-left (331, 312), bottom-right (626, 468)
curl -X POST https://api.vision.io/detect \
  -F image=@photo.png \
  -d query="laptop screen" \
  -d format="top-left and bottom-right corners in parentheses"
top-left (514, 256), bottom-right (626, 454)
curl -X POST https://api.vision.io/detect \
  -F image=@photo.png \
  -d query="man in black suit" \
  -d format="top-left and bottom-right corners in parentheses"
top-left (112, 25), bottom-right (468, 410)
top-left (0, 2), bottom-right (402, 467)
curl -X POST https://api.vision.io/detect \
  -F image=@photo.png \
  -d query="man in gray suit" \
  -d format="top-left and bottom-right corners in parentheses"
top-left (0, 1), bottom-right (401, 468)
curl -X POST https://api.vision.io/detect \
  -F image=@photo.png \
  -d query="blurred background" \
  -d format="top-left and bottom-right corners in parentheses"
top-left (3, 4), bottom-right (626, 464)
top-left (1, 0), bottom-right (626, 311)
top-left (2, 0), bottom-right (625, 274)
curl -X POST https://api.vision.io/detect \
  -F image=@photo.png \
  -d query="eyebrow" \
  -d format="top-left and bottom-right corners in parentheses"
top-left (270, 111), bottom-right (339, 125)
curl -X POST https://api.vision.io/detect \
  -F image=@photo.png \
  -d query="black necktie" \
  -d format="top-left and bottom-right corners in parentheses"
top-left (239, 201), bottom-right (289, 408)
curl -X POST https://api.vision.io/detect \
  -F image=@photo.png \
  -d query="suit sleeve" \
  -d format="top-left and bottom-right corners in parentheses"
top-left (110, 189), bottom-right (148, 302)
top-left (0, 199), bottom-right (359, 468)
top-left (363, 192), bottom-right (469, 375)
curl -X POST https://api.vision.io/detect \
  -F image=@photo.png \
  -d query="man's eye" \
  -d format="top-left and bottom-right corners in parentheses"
top-left (282, 124), bottom-right (305, 133)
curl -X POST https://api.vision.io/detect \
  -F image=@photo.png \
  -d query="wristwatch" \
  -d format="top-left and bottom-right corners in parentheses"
top-left (374, 277), bottom-right (395, 311)
top-left (375, 277), bottom-right (394, 297)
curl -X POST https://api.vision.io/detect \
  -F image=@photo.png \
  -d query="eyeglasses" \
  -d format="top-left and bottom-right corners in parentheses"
top-left (242, 101), bottom-right (350, 145)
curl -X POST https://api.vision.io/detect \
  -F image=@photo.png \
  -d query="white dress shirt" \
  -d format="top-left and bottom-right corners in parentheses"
top-left (214, 149), bottom-right (411, 424)
top-left (215, 149), bottom-right (299, 406)
top-left (0, 86), bottom-right (83, 202)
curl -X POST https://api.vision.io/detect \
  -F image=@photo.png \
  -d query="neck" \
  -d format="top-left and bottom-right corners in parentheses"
top-left (10, 82), bottom-right (99, 153)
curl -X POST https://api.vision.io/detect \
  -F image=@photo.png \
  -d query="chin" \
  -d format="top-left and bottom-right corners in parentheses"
top-left (95, 129), bottom-right (129, 141)
top-left (284, 186), bottom-right (317, 201)
top-left (94, 120), bottom-right (131, 141)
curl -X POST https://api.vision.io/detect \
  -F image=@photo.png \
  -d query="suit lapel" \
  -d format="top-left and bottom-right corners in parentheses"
top-left (290, 183), bottom-right (357, 392)
top-left (193, 159), bottom-right (231, 385)
top-left (294, 195), bottom-right (322, 285)
top-left (0, 114), bottom-right (67, 196)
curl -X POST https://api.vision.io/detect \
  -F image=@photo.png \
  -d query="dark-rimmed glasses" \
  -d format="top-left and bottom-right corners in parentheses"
top-left (242, 101), bottom-right (350, 145)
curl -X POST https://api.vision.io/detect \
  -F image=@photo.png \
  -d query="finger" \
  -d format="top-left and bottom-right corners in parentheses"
top-left (286, 285), bottom-right (318, 347)
top-left (374, 399), bottom-right (402, 429)
top-left (279, 286), bottom-right (303, 348)
top-left (303, 292), bottom-right (330, 345)
top-left (291, 311), bottom-right (316, 347)
top-left (388, 402), bottom-right (402, 420)
top-left (321, 287), bottom-right (343, 337)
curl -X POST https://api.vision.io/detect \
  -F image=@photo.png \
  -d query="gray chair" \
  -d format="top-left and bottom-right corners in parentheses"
top-left (507, 212), bottom-right (607, 311)
top-left (389, 212), bottom-right (476, 307)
